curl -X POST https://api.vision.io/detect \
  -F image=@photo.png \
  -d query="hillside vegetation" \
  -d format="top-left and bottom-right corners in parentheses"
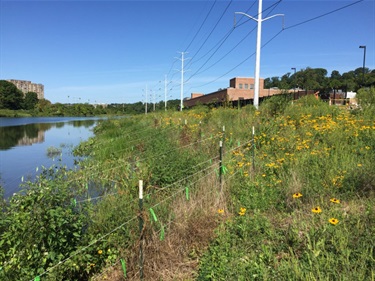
top-left (0, 88), bottom-right (374, 280)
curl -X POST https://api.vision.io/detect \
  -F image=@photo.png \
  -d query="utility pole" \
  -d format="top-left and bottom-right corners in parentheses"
top-left (151, 89), bottom-right (156, 111)
top-left (176, 52), bottom-right (188, 111)
top-left (164, 75), bottom-right (168, 111)
top-left (235, 0), bottom-right (284, 109)
top-left (145, 85), bottom-right (148, 115)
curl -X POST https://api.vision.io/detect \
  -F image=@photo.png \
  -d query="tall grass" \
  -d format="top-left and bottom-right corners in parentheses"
top-left (1, 96), bottom-right (374, 280)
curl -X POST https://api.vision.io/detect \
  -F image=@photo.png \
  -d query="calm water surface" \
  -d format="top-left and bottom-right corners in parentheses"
top-left (0, 117), bottom-right (103, 198)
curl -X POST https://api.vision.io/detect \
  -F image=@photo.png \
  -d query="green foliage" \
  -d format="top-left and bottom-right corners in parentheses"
top-left (356, 87), bottom-right (375, 119)
top-left (198, 100), bottom-right (375, 280)
top-left (0, 80), bottom-right (24, 110)
top-left (23, 91), bottom-right (39, 110)
top-left (0, 167), bottom-right (88, 280)
top-left (1, 99), bottom-right (374, 280)
top-left (264, 67), bottom-right (375, 92)
top-left (260, 94), bottom-right (292, 117)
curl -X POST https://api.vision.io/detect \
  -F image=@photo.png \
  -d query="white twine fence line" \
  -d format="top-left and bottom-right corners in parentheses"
top-left (30, 163), bottom-right (219, 280)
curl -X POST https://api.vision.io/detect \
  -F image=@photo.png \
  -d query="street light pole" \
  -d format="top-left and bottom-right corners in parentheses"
top-left (359, 45), bottom-right (366, 86)
top-left (291, 67), bottom-right (296, 100)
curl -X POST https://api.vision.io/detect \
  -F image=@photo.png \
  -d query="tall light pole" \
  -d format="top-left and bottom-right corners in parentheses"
top-left (291, 67), bottom-right (296, 100)
top-left (235, 0), bottom-right (284, 109)
top-left (359, 45), bottom-right (366, 86)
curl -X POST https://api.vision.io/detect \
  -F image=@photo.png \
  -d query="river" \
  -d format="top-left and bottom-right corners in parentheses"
top-left (0, 117), bottom-right (103, 198)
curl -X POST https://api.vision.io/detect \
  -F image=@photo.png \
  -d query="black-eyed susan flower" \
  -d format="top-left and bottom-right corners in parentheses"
top-left (329, 218), bottom-right (339, 225)
top-left (239, 207), bottom-right (246, 216)
top-left (218, 209), bottom-right (224, 214)
top-left (292, 192), bottom-right (303, 198)
top-left (330, 198), bottom-right (340, 204)
top-left (312, 207), bottom-right (322, 213)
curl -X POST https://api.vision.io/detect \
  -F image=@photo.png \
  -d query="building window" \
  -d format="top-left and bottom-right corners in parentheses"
top-left (244, 84), bottom-right (249, 89)
top-left (250, 84), bottom-right (254, 89)
top-left (239, 83), bottom-right (243, 89)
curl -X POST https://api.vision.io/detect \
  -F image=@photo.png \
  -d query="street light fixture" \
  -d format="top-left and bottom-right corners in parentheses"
top-left (359, 45), bottom-right (366, 86)
top-left (291, 67), bottom-right (296, 100)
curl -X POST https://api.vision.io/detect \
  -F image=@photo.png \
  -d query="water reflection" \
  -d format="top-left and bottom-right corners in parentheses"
top-left (0, 118), bottom-right (99, 198)
top-left (0, 120), bottom-right (96, 150)
top-left (0, 124), bottom-right (48, 150)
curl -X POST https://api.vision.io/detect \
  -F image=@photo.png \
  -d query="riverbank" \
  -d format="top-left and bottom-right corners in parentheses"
top-left (1, 94), bottom-right (374, 280)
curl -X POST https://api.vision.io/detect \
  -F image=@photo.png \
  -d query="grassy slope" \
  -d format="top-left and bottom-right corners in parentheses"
top-left (2, 96), bottom-right (373, 280)
top-left (88, 97), bottom-right (374, 280)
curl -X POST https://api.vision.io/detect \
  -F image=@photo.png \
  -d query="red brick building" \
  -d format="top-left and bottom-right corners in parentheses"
top-left (184, 77), bottom-right (282, 108)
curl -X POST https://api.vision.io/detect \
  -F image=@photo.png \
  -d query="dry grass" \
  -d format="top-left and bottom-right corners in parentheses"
top-left (93, 172), bottom-right (230, 281)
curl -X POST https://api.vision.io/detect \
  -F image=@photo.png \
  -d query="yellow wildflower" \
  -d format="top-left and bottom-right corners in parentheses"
top-left (98, 250), bottom-right (103, 255)
top-left (329, 218), bottom-right (339, 225)
top-left (330, 198), bottom-right (340, 204)
top-left (292, 192), bottom-right (303, 198)
top-left (239, 207), bottom-right (246, 216)
top-left (311, 207), bottom-right (322, 213)
top-left (218, 209), bottom-right (224, 214)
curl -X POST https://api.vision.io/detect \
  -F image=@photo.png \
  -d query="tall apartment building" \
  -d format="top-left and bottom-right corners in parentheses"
top-left (6, 79), bottom-right (44, 100)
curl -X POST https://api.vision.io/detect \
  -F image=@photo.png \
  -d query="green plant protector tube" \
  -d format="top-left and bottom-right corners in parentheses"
top-left (238, 141), bottom-right (241, 147)
top-left (120, 258), bottom-right (127, 278)
top-left (71, 198), bottom-right (77, 207)
top-left (222, 165), bottom-right (228, 175)
top-left (160, 224), bottom-right (165, 241)
top-left (85, 183), bottom-right (89, 190)
top-left (34, 276), bottom-right (40, 281)
top-left (185, 187), bottom-right (190, 201)
top-left (149, 208), bottom-right (158, 222)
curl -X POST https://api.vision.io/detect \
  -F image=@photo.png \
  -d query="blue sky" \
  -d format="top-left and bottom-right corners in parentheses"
top-left (1, 0), bottom-right (374, 104)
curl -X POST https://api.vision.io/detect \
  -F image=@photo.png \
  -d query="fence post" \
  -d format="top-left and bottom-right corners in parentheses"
top-left (219, 140), bottom-right (223, 192)
top-left (138, 180), bottom-right (144, 280)
top-left (252, 126), bottom-right (255, 171)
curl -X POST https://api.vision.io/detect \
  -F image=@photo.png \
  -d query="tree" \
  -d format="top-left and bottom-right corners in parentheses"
top-left (330, 70), bottom-right (341, 80)
top-left (279, 73), bottom-right (291, 90)
top-left (0, 80), bottom-right (24, 110)
top-left (35, 98), bottom-right (52, 113)
top-left (356, 87), bottom-right (375, 107)
top-left (295, 68), bottom-right (328, 90)
top-left (23, 92), bottom-right (39, 110)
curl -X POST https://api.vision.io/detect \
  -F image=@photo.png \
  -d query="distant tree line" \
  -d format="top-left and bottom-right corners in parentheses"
top-left (264, 67), bottom-right (375, 92)
top-left (2, 66), bottom-right (373, 116)
top-left (0, 80), bottom-right (181, 116)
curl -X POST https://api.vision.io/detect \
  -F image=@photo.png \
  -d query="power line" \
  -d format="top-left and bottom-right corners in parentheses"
top-left (284, 0), bottom-right (364, 30)
top-left (187, 0), bottom-right (362, 92)
top-left (184, 0), bottom-right (218, 52)
top-left (185, 0), bottom-right (283, 85)
top-left (190, 29), bottom-right (284, 90)
top-left (185, 0), bottom-right (233, 69)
